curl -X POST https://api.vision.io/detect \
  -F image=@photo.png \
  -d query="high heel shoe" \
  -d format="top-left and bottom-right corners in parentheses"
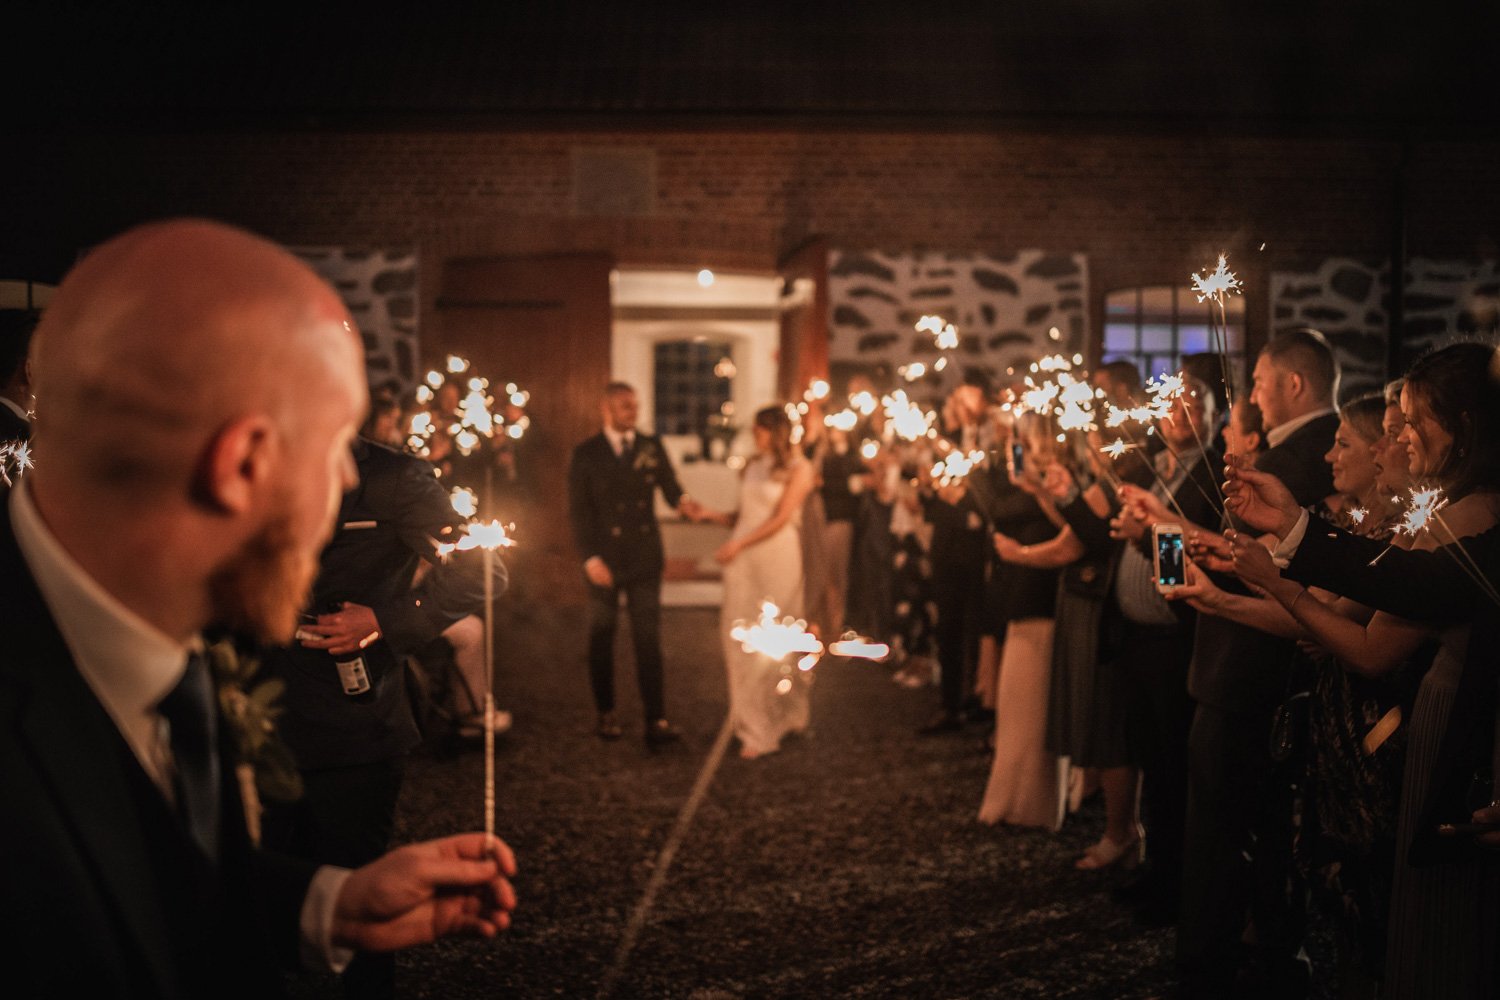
top-left (1074, 828), bottom-right (1144, 871)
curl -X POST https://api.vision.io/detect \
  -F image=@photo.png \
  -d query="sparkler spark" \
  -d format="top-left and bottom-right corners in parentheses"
top-left (436, 519), bottom-right (516, 557)
top-left (1348, 506), bottom-right (1367, 526)
top-left (729, 601), bottom-right (824, 666)
top-left (930, 449), bottom-right (987, 487)
top-left (1395, 486), bottom-right (1448, 538)
top-left (824, 409), bottom-right (859, 432)
top-left (807, 378), bottom-right (830, 401)
top-left (1190, 253), bottom-right (1243, 303)
top-left (849, 391), bottom-right (878, 416)
top-left (450, 487), bottom-right (478, 517)
top-left (882, 390), bottom-right (936, 441)
top-left (1100, 439), bottom-right (1133, 460)
top-left (828, 636), bottom-right (891, 660)
top-left (859, 440), bottom-right (880, 460)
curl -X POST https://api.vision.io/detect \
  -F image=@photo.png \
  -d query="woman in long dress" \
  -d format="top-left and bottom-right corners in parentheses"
top-left (711, 405), bottom-right (817, 759)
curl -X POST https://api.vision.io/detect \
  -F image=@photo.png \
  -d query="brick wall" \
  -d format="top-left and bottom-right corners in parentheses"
top-left (9, 126), bottom-right (1499, 352)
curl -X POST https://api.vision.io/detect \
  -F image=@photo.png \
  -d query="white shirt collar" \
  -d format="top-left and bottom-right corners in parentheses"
top-left (9, 483), bottom-right (193, 796)
top-left (0, 395), bottom-right (28, 425)
top-left (604, 426), bottom-right (636, 456)
top-left (1266, 407), bottom-right (1336, 449)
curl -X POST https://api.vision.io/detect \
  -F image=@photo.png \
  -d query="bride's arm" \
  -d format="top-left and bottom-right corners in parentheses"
top-left (715, 462), bottom-right (816, 564)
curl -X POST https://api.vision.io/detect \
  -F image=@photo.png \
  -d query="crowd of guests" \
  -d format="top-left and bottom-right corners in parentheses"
top-left (794, 332), bottom-right (1500, 999)
top-left (8, 221), bottom-right (1498, 1000)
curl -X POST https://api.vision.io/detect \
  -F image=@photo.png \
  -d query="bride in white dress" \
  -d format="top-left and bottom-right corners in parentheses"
top-left (708, 405), bottom-right (817, 759)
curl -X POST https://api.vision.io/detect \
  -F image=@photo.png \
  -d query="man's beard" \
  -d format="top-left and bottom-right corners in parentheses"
top-left (207, 508), bottom-right (318, 646)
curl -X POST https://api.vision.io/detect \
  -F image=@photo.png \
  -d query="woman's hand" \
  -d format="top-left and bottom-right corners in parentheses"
top-left (1041, 462), bottom-right (1076, 500)
top-left (993, 531), bottom-right (1024, 562)
top-left (714, 539), bottom-right (742, 565)
top-left (1164, 560), bottom-right (1225, 615)
top-left (1230, 530), bottom-right (1282, 591)
top-left (1187, 529), bottom-right (1235, 574)
top-left (1110, 503), bottom-right (1149, 542)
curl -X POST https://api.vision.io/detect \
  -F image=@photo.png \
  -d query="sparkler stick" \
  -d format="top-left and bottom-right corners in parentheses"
top-left (1146, 374), bottom-right (1227, 512)
top-left (437, 519), bottom-right (515, 855)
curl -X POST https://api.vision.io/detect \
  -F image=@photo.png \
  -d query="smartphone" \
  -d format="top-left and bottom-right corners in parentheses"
top-left (1153, 522), bottom-right (1185, 593)
top-left (1010, 441), bottom-right (1025, 474)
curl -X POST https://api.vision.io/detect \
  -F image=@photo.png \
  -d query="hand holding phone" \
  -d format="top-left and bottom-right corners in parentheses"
top-left (1153, 522), bottom-right (1186, 593)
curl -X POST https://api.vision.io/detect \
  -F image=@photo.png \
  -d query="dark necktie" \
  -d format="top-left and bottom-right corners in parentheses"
top-left (620, 433), bottom-right (635, 463)
top-left (159, 651), bottom-right (221, 861)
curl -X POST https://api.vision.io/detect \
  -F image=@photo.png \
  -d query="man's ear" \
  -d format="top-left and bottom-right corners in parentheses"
top-left (197, 415), bottom-right (278, 514)
top-left (1286, 371), bottom-right (1306, 401)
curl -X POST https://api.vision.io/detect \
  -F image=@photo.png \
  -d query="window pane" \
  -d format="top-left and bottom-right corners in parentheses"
top-left (1104, 322), bottom-right (1137, 352)
top-left (1178, 325), bottom-right (1211, 354)
top-left (1141, 323), bottom-right (1173, 352)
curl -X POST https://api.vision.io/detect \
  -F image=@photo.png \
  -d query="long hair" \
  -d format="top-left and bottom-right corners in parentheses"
top-left (754, 405), bottom-right (795, 471)
top-left (1402, 341), bottom-right (1500, 497)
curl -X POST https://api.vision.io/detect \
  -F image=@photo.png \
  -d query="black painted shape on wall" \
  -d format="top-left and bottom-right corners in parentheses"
top-left (971, 268), bottom-right (1020, 295)
top-left (928, 267), bottom-right (956, 278)
top-left (981, 304), bottom-right (996, 325)
top-left (910, 285), bottom-right (954, 300)
top-left (389, 296), bottom-right (415, 320)
top-left (1025, 303), bottom-right (1053, 324)
top-left (1402, 316), bottom-right (1450, 339)
top-left (1275, 305), bottom-right (1294, 319)
top-left (830, 255), bottom-right (896, 282)
top-left (1280, 284), bottom-right (1323, 301)
top-left (1329, 266), bottom-right (1374, 303)
top-left (858, 332), bottom-right (901, 352)
top-left (1024, 255), bottom-right (1079, 279)
top-left (374, 269), bottom-right (417, 293)
top-left (1302, 306), bottom-right (1348, 323)
top-left (848, 286), bottom-right (901, 304)
top-left (987, 331), bottom-right (1033, 350)
top-left (1058, 297), bottom-right (1082, 311)
top-left (834, 305), bottom-right (872, 329)
top-left (1365, 311), bottom-right (1385, 326)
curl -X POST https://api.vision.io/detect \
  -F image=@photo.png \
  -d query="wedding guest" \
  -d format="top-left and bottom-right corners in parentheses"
top-left (1223, 341), bottom-right (1500, 999)
top-left (1221, 397), bottom-right (1265, 463)
top-left (1177, 327), bottom-right (1340, 998)
top-left (1105, 379), bottom-right (1223, 922)
top-left (918, 380), bottom-right (991, 734)
top-left (567, 382), bottom-right (698, 746)
top-left (262, 434), bottom-right (501, 998)
top-left (0, 307), bottom-right (36, 443)
top-left (0, 220), bottom-right (516, 999)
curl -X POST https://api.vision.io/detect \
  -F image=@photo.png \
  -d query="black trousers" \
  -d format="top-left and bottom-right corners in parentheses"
top-left (262, 758), bottom-right (406, 1000)
top-left (586, 573), bottom-right (666, 723)
top-left (1176, 702), bottom-right (1306, 993)
top-left (931, 555), bottom-right (985, 716)
top-left (1117, 622), bottom-right (1195, 901)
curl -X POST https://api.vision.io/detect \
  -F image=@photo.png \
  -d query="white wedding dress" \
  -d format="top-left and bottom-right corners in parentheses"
top-left (721, 455), bottom-right (812, 756)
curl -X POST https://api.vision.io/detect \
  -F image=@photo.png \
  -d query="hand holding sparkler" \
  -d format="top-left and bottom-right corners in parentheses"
top-left (1224, 464), bottom-right (1303, 539)
top-left (1229, 531), bottom-right (1283, 592)
top-left (1187, 529), bottom-right (1236, 574)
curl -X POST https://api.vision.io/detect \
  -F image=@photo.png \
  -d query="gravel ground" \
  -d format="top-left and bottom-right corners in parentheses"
top-left (288, 603), bottom-right (1332, 999)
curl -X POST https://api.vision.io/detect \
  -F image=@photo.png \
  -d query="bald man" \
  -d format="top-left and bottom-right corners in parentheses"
top-left (0, 220), bottom-right (517, 999)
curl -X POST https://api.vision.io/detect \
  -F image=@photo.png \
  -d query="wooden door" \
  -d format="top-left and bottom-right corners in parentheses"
top-left (435, 253), bottom-right (614, 601)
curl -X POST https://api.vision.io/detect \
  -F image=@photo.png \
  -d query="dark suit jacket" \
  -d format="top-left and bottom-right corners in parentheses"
top-left (1188, 411), bottom-right (1339, 713)
top-left (266, 439), bottom-right (497, 770)
top-left (1287, 519), bottom-right (1500, 866)
top-left (567, 431), bottom-right (684, 584)
top-left (0, 499), bottom-right (314, 998)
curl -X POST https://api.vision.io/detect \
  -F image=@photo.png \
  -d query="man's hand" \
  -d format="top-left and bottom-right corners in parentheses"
top-left (332, 833), bottom-right (518, 953)
top-left (1470, 803), bottom-right (1500, 850)
top-left (677, 496), bottom-right (703, 522)
top-left (298, 603), bottom-right (382, 657)
top-left (583, 557), bottom-right (614, 589)
top-left (1225, 464), bottom-right (1301, 538)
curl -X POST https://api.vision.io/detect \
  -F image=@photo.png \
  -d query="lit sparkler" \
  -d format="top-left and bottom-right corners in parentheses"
top-left (859, 440), bottom-right (880, 461)
top-left (828, 635), bottom-right (892, 660)
top-left (1348, 506), bottom-right (1367, 526)
top-left (824, 409), bottom-right (859, 432)
top-left (930, 449), bottom-right (987, 487)
top-left (450, 487), bottom-right (479, 518)
top-left (1189, 252), bottom-right (1243, 413)
top-left (882, 390), bottom-right (936, 441)
top-left (730, 601), bottom-right (824, 673)
top-left (435, 517), bottom-right (512, 855)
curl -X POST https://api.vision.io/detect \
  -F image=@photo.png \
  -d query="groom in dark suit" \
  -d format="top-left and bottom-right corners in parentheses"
top-left (568, 381), bottom-right (699, 746)
top-left (0, 220), bottom-right (516, 999)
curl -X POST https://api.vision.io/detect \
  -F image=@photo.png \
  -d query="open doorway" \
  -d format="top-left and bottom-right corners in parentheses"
top-left (611, 268), bottom-right (781, 606)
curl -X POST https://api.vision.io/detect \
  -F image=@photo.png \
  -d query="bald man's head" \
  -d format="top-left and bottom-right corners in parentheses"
top-left (28, 219), bottom-right (368, 642)
top-left (31, 219), bottom-right (363, 492)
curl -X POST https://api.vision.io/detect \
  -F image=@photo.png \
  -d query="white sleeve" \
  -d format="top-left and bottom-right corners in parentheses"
top-left (1269, 509), bottom-right (1312, 569)
top-left (301, 865), bottom-right (357, 973)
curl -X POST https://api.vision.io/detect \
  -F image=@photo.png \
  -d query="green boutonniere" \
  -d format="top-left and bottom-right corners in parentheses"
top-left (206, 640), bottom-right (303, 845)
top-left (632, 441), bottom-right (660, 473)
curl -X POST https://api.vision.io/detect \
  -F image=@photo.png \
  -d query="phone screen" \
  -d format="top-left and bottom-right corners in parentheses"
top-left (1155, 530), bottom-right (1185, 587)
top-left (1010, 441), bottom-right (1025, 473)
